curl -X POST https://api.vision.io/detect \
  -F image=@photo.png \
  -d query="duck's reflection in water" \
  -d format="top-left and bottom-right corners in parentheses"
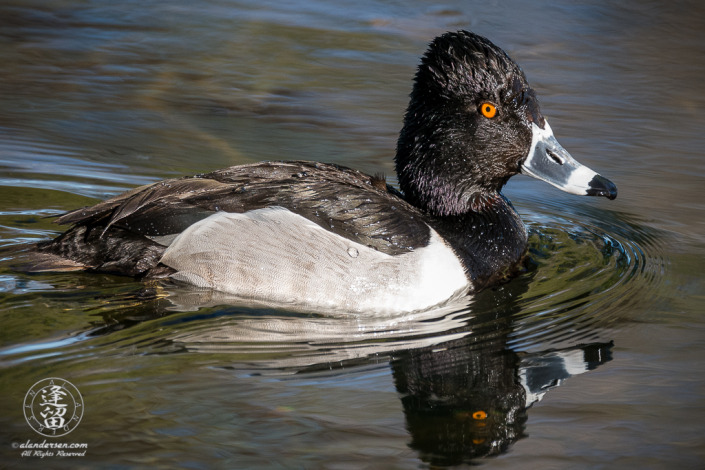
top-left (392, 329), bottom-right (611, 464)
top-left (388, 278), bottom-right (612, 465)
top-left (87, 280), bottom-right (613, 465)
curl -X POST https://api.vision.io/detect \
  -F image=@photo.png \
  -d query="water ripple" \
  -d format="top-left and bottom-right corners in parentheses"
top-left (506, 206), bottom-right (667, 351)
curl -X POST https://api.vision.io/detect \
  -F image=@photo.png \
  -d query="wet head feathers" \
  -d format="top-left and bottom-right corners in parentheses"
top-left (395, 31), bottom-right (545, 216)
top-left (414, 31), bottom-right (521, 103)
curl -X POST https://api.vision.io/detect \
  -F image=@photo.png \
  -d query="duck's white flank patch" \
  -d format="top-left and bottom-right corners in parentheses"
top-left (159, 207), bottom-right (469, 313)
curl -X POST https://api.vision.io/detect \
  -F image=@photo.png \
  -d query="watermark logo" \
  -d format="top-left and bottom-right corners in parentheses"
top-left (23, 378), bottom-right (84, 437)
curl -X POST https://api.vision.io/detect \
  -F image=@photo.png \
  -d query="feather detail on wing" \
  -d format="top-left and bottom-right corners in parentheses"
top-left (29, 161), bottom-right (433, 277)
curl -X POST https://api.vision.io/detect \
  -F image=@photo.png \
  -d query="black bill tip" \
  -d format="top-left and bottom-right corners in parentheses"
top-left (586, 174), bottom-right (618, 200)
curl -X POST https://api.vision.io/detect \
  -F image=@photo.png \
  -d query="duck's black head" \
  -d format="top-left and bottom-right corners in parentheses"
top-left (395, 31), bottom-right (617, 217)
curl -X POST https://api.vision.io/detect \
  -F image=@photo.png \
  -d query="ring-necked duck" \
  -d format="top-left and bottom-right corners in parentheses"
top-left (28, 31), bottom-right (617, 313)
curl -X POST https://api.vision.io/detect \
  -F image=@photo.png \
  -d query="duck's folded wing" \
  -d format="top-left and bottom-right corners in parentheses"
top-left (30, 161), bottom-right (432, 276)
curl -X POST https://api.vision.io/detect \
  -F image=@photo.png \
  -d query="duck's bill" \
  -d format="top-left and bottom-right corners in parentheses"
top-left (520, 121), bottom-right (617, 200)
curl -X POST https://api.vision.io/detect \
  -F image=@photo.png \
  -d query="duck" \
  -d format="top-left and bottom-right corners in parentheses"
top-left (27, 31), bottom-right (617, 313)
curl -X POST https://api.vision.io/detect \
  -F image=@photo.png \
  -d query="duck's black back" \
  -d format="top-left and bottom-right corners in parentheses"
top-left (31, 161), bottom-right (433, 277)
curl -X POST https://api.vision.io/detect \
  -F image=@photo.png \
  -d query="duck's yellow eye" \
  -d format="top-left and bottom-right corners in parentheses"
top-left (480, 103), bottom-right (497, 119)
top-left (472, 410), bottom-right (487, 420)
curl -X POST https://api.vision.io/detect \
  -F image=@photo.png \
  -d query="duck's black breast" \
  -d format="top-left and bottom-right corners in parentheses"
top-left (429, 195), bottom-right (528, 289)
top-left (37, 161), bottom-right (433, 277)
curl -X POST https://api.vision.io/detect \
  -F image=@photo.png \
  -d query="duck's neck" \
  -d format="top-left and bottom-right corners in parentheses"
top-left (429, 193), bottom-right (529, 290)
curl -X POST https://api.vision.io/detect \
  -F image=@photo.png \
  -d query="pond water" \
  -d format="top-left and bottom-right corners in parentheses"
top-left (1, 0), bottom-right (704, 468)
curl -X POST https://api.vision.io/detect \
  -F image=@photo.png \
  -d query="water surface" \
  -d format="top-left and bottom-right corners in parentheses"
top-left (1, 0), bottom-right (704, 468)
